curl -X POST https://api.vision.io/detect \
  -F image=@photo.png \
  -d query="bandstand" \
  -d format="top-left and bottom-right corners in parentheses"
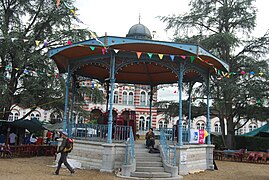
top-left (49, 23), bottom-right (229, 177)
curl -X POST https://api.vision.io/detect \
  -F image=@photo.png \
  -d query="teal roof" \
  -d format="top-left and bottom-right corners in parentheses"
top-left (241, 123), bottom-right (269, 137)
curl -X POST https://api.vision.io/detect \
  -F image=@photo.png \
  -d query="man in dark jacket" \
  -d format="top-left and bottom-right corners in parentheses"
top-left (54, 131), bottom-right (75, 176)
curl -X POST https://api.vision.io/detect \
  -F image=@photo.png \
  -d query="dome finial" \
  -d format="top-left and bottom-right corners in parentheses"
top-left (139, 12), bottom-right (141, 24)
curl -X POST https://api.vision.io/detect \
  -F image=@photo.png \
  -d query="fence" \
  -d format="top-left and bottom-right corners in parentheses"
top-left (73, 123), bottom-right (131, 142)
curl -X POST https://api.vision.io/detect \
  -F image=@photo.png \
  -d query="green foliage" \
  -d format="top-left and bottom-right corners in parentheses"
top-left (235, 136), bottom-right (269, 151)
top-left (160, 0), bottom-right (269, 149)
top-left (0, 0), bottom-right (90, 120)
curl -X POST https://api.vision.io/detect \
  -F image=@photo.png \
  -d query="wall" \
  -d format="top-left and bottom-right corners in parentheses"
top-left (60, 139), bottom-right (126, 171)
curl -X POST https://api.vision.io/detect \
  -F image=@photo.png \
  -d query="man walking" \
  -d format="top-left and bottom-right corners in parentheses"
top-left (54, 131), bottom-right (75, 176)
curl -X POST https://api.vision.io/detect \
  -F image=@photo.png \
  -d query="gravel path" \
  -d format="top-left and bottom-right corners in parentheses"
top-left (0, 157), bottom-right (268, 180)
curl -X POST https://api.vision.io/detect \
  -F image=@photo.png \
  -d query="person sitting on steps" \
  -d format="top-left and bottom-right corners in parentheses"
top-left (146, 128), bottom-right (155, 149)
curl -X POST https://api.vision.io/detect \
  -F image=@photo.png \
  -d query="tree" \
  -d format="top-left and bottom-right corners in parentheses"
top-left (160, 0), bottom-right (269, 148)
top-left (0, 0), bottom-right (90, 120)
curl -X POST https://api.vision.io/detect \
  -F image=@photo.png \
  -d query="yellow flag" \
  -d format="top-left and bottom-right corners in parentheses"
top-left (204, 130), bottom-right (209, 138)
top-left (158, 54), bottom-right (164, 60)
top-left (35, 40), bottom-right (41, 46)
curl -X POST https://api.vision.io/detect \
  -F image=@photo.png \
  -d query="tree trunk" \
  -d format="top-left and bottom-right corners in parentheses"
top-left (226, 116), bottom-right (235, 149)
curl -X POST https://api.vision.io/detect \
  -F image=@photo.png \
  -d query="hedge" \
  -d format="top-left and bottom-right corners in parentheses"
top-left (212, 135), bottom-right (269, 151)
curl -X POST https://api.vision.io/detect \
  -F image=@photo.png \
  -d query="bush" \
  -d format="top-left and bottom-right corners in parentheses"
top-left (235, 136), bottom-right (269, 151)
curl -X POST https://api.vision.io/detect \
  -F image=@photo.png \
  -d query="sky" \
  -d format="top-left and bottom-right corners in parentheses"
top-left (73, 0), bottom-right (269, 101)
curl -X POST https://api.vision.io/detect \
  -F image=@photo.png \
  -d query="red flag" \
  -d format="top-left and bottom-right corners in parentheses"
top-left (67, 40), bottom-right (72, 45)
top-left (56, 0), bottom-right (60, 8)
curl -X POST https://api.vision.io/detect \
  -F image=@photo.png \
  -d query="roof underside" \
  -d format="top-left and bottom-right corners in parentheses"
top-left (49, 36), bottom-right (229, 85)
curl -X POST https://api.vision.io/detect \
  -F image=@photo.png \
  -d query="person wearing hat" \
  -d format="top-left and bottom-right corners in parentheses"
top-left (54, 131), bottom-right (75, 176)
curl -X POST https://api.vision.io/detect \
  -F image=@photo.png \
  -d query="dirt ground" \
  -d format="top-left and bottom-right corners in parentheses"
top-left (0, 157), bottom-right (268, 180)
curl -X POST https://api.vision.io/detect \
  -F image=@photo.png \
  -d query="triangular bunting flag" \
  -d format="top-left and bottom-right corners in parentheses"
top-left (190, 56), bottom-right (195, 63)
top-left (114, 49), bottom-right (119, 53)
top-left (35, 40), bottom-right (41, 46)
top-left (170, 55), bottom-right (175, 61)
top-left (23, 39), bottom-right (28, 42)
top-left (240, 70), bottom-right (246, 75)
top-left (90, 46), bottom-right (95, 51)
top-left (43, 40), bottom-right (48, 47)
top-left (259, 72), bottom-right (263, 76)
top-left (136, 52), bottom-right (142, 59)
top-left (67, 40), bottom-right (72, 45)
top-left (56, 0), bottom-right (60, 8)
top-left (158, 54), bottom-right (164, 60)
top-left (147, 53), bottom-right (153, 59)
top-left (173, 90), bottom-right (177, 93)
top-left (102, 48), bottom-right (106, 55)
top-left (249, 71), bottom-right (255, 75)
top-left (217, 70), bottom-right (221, 75)
top-left (180, 55), bottom-right (186, 59)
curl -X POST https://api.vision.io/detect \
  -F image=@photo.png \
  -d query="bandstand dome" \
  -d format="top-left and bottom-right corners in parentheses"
top-left (126, 23), bottom-right (152, 40)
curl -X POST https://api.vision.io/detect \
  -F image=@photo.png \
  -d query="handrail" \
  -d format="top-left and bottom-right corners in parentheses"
top-left (160, 128), bottom-right (176, 166)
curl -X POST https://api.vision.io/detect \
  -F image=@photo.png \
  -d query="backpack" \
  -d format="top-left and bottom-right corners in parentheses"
top-left (63, 138), bottom-right (74, 153)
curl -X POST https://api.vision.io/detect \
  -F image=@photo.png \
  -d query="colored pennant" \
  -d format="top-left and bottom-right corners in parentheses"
top-left (56, 0), bottom-right (60, 8)
top-left (170, 55), bottom-right (175, 61)
top-left (190, 56), bottom-right (195, 63)
top-left (89, 46), bottom-right (95, 51)
top-left (180, 55), bottom-right (186, 59)
top-left (35, 40), bottom-right (41, 46)
top-left (43, 40), bottom-right (48, 47)
top-left (249, 71), bottom-right (255, 75)
top-left (102, 48), bottom-right (106, 55)
top-left (147, 53), bottom-right (153, 59)
top-left (67, 40), bottom-right (72, 45)
top-left (114, 49), bottom-right (119, 53)
top-left (240, 70), bottom-right (246, 75)
top-left (158, 54), bottom-right (164, 60)
top-left (136, 52), bottom-right (142, 59)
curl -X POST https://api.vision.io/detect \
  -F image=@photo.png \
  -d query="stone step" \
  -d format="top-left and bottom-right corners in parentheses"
top-left (135, 152), bottom-right (160, 157)
top-left (135, 157), bottom-right (162, 162)
top-left (130, 172), bottom-right (171, 178)
top-left (136, 161), bottom-right (163, 167)
top-left (136, 167), bottom-right (165, 172)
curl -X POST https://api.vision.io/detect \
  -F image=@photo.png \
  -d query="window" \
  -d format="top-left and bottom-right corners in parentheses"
top-left (140, 91), bottom-right (146, 106)
top-left (139, 117), bottom-right (145, 130)
top-left (164, 121), bottom-right (168, 128)
top-left (214, 122), bottom-right (221, 132)
top-left (147, 92), bottom-right (151, 106)
top-left (197, 122), bottom-right (205, 130)
top-left (36, 114), bottom-right (40, 121)
top-left (249, 124), bottom-right (257, 132)
top-left (113, 91), bottom-right (118, 104)
top-left (128, 92), bottom-right (134, 105)
top-left (8, 113), bottom-right (13, 121)
top-left (30, 114), bottom-right (35, 120)
top-left (14, 113), bottom-right (19, 120)
top-left (146, 117), bottom-right (150, 131)
top-left (122, 91), bottom-right (127, 105)
top-left (183, 121), bottom-right (187, 130)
